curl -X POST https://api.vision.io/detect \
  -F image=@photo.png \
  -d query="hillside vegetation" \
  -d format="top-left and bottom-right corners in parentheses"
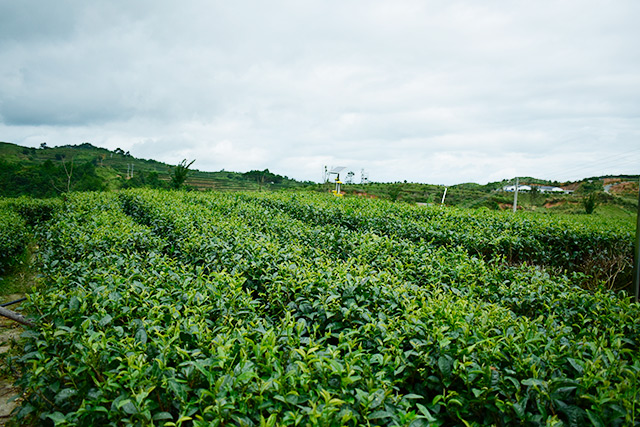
top-left (1, 141), bottom-right (637, 218)
top-left (316, 176), bottom-right (638, 217)
top-left (0, 142), bottom-right (309, 197)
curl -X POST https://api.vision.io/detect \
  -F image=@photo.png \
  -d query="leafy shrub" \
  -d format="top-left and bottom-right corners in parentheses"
top-left (6, 196), bottom-right (63, 226)
top-left (8, 190), bottom-right (640, 426)
top-left (583, 193), bottom-right (598, 214)
top-left (0, 207), bottom-right (29, 273)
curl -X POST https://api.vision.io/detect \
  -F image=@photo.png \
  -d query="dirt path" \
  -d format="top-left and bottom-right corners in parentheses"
top-left (0, 294), bottom-right (26, 425)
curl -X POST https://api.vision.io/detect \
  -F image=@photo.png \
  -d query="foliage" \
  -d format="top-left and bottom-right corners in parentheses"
top-left (170, 159), bottom-right (196, 189)
top-left (583, 193), bottom-right (598, 214)
top-left (243, 169), bottom-right (284, 185)
top-left (0, 156), bottom-right (104, 197)
top-left (387, 183), bottom-right (403, 202)
top-left (3, 197), bottom-right (63, 227)
top-left (578, 180), bottom-right (604, 194)
top-left (0, 197), bottom-right (61, 280)
top-left (0, 142), bottom-right (310, 196)
top-left (252, 192), bottom-right (635, 290)
top-left (0, 208), bottom-right (29, 274)
top-left (6, 190), bottom-right (640, 426)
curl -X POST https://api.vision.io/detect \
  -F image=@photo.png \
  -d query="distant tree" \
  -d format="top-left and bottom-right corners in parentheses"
top-left (72, 161), bottom-right (104, 192)
top-left (243, 169), bottom-right (283, 187)
top-left (257, 171), bottom-right (266, 191)
top-left (40, 142), bottom-right (48, 149)
top-left (146, 171), bottom-right (163, 189)
top-left (529, 185), bottom-right (541, 205)
top-left (583, 193), bottom-right (598, 214)
top-left (579, 180), bottom-right (603, 194)
top-left (388, 183), bottom-right (403, 202)
top-left (59, 156), bottom-right (74, 193)
top-left (171, 159), bottom-right (195, 189)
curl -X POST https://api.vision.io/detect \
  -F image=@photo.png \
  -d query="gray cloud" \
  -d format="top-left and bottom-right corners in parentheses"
top-left (1, 0), bottom-right (639, 184)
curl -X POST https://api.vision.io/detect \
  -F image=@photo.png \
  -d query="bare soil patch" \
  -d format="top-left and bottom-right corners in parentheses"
top-left (0, 294), bottom-right (26, 425)
top-left (610, 181), bottom-right (639, 195)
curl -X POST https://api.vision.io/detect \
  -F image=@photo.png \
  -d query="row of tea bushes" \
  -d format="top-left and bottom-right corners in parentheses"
top-left (0, 206), bottom-right (29, 274)
top-left (0, 197), bottom-right (62, 274)
top-left (9, 190), bottom-right (640, 425)
top-left (248, 192), bottom-right (634, 289)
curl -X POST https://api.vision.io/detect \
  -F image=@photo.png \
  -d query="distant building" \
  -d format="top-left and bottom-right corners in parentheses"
top-left (535, 185), bottom-right (565, 194)
top-left (502, 184), bottom-right (572, 194)
top-left (503, 185), bottom-right (532, 192)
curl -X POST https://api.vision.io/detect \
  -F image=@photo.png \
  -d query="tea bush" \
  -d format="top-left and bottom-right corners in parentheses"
top-left (249, 192), bottom-right (635, 289)
top-left (4, 196), bottom-right (63, 226)
top-left (0, 207), bottom-right (29, 274)
top-left (8, 190), bottom-right (640, 426)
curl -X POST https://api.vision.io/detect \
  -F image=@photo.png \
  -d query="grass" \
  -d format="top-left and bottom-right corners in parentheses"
top-left (0, 244), bottom-right (37, 299)
top-left (594, 203), bottom-right (637, 220)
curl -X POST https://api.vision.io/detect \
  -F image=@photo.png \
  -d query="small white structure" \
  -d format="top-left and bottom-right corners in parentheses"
top-left (536, 186), bottom-right (565, 194)
top-left (503, 184), bottom-right (568, 194)
top-left (503, 185), bottom-right (531, 192)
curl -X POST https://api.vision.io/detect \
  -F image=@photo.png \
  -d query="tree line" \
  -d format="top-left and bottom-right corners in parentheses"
top-left (0, 157), bottom-right (170, 198)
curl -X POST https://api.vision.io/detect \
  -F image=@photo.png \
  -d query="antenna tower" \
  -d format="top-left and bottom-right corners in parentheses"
top-left (361, 169), bottom-right (369, 184)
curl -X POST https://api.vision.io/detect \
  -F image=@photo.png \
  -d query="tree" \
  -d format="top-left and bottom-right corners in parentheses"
top-left (146, 171), bottom-right (163, 189)
top-left (58, 155), bottom-right (74, 193)
top-left (583, 193), bottom-right (598, 214)
top-left (388, 183), bottom-right (403, 202)
top-left (171, 159), bottom-right (195, 189)
top-left (529, 185), bottom-right (541, 205)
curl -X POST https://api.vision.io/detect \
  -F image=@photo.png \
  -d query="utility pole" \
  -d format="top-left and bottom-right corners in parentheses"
top-left (512, 177), bottom-right (519, 213)
top-left (634, 178), bottom-right (640, 302)
top-left (441, 187), bottom-right (447, 205)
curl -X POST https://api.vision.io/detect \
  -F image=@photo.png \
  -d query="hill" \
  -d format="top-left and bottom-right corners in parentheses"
top-left (1, 141), bottom-right (637, 218)
top-left (314, 175), bottom-right (638, 217)
top-left (0, 141), bottom-right (311, 197)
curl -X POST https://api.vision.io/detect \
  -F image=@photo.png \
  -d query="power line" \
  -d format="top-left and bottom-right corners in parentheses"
top-left (533, 147), bottom-right (640, 181)
top-left (554, 150), bottom-right (639, 176)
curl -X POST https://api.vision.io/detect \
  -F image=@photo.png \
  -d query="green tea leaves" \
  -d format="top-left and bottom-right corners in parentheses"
top-left (8, 189), bottom-right (639, 426)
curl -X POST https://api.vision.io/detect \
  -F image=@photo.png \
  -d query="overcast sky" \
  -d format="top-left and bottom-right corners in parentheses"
top-left (1, 1), bottom-right (639, 184)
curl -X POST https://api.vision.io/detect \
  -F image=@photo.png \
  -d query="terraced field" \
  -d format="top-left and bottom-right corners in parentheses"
top-left (1, 190), bottom-right (638, 426)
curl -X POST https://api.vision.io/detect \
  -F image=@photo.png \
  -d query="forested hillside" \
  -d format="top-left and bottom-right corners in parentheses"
top-left (0, 142), bottom-right (309, 197)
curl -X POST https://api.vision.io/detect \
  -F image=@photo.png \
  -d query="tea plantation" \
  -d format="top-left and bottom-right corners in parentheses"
top-left (1, 190), bottom-right (639, 426)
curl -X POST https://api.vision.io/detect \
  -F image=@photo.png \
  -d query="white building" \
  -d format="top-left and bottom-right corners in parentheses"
top-left (503, 185), bottom-right (532, 192)
top-left (536, 186), bottom-right (565, 193)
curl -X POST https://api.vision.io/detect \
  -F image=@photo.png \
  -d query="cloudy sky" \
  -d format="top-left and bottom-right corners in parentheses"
top-left (1, 0), bottom-right (639, 184)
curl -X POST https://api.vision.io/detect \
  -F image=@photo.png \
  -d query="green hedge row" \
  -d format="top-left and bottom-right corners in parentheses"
top-left (9, 190), bottom-right (640, 426)
top-left (248, 192), bottom-right (635, 289)
top-left (0, 207), bottom-right (29, 274)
